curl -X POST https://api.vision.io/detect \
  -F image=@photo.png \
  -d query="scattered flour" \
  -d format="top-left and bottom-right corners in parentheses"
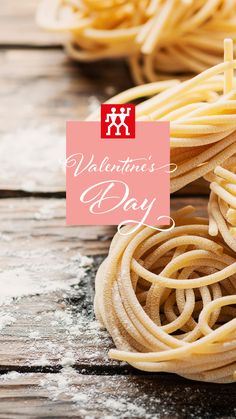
top-left (61, 351), bottom-right (76, 367)
top-left (0, 253), bottom-right (157, 418)
top-left (70, 254), bottom-right (93, 267)
top-left (32, 354), bottom-right (49, 367)
top-left (0, 233), bottom-right (11, 242)
top-left (38, 368), bottom-right (150, 417)
top-left (0, 368), bottom-right (220, 419)
top-left (0, 267), bottom-right (78, 306)
top-left (0, 364), bottom-right (227, 418)
top-left (34, 202), bottom-right (57, 220)
top-left (29, 331), bottom-right (40, 339)
top-left (104, 399), bottom-right (146, 416)
top-left (0, 253), bottom-right (93, 307)
top-left (0, 126), bottom-right (65, 191)
top-left (0, 314), bottom-right (16, 332)
top-left (0, 371), bottom-right (22, 381)
top-left (39, 367), bottom-right (77, 400)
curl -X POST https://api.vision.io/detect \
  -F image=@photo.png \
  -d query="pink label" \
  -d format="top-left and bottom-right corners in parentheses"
top-left (66, 121), bottom-right (170, 231)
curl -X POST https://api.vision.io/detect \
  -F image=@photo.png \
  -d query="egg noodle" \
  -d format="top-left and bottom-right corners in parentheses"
top-left (92, 40), bottom-right (236, 383)
top-left (94, 205), bottom-right (236, 383)
top-left (37, 0), bottom-right (236, 84)
top-left (89, 39), bottom-right (236, 193)
top-left (208, 159), bottom-right (236, 253)
top-left (37, 11), bottom-right (236, 382)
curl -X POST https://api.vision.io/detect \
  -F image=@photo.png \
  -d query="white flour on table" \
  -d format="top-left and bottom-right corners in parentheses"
top-left (0, 125), bottom-right (65, 191)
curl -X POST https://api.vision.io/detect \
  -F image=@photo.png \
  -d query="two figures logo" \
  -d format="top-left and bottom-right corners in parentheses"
top-left (106, 106), bottom-right (131, 136)
top-left (101, 104), bottom-right (135, 139)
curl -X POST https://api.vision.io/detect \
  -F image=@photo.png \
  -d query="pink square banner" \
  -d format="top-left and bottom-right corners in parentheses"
top-left (66, 121), bottom-right (170, 229)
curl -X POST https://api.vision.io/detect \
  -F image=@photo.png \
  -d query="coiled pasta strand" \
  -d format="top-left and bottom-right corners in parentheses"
top-left (208, 159), bottom-right (236, 253)
top-left (88, 39), bottom-right (236, 193)
top-left (94, 205), bottom-right (236, 383)
top-left (37, 0), bottom-right (236, 83)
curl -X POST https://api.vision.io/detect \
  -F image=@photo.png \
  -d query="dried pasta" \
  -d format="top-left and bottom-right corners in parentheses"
top-left (94, 205), bottom-right (236, 383)
top-left (93, 42), bottom-right (236, 381)
top-left (37, 0), bottom-right (236, 84)
top-left (88, 39), bottom-right (236, 193)
top-left (208, 158), bottom-right (236, 253)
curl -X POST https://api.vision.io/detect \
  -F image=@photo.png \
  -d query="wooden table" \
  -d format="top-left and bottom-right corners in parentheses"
top-left (0, 2), bottom-right (235, 418)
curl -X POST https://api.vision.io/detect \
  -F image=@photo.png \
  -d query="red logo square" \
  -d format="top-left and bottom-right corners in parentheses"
top-left (101, 104), bottom-right (135, 139)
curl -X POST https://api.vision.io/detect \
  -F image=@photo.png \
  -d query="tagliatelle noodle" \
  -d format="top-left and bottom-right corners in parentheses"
top-left (37, 0), bottom-right (236, 84)
top-left (88, 39), bottom-right (236, 193)
top-left (94, 205), bottom-right (236, 383)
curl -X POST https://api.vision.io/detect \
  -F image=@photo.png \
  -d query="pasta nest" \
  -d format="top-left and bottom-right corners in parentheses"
top-left (207, 157), bottom-right (236, 253)
top-left (88, 39), bottom-right (236, 193)
top-left (37, 0), bottom-right (236, 83)
top-left (94, 206), bottom-right (236, 383)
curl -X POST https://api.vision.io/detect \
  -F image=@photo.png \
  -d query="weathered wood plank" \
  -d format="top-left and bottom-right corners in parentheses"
top-left (0, 371), bottom-right (235, 419)
top-left (0, 48), bottom-right (132, 193)
top-left (0, 197), bottom-right (115, 255)
top-left (0, 48), bottom-right (209, 195)
top-left (0, 196), bottom-right (115, 368)
top-left (0, 197), bottom-right (207, 370)
top-left (0, 1), bottom-right (64, 46)
top-left (0, 4), bottom-right (215, 197)
top-left (0, 48), bottom-right (130, 126)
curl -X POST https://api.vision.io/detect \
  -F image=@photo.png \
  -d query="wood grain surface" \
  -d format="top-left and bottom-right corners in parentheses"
top-left (0, 197), bottom-right (206, 370)
top-left (0, 372), bottom-right (235, 419)
top-left (0, 0), bottom-right (63, 46)
top-left (0, 46), bottom-right (209, 195)
top-left (0, 1), bottom-right (235, 418)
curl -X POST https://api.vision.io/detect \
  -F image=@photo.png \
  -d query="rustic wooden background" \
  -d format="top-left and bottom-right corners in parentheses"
top-left (0, 1), bottom-right (235, 418)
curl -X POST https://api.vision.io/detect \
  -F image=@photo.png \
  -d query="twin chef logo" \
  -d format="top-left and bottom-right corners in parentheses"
top-left (101, 104), bottom-right (135, 139)
top-left (66, 104), bottom-right (171, 234)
